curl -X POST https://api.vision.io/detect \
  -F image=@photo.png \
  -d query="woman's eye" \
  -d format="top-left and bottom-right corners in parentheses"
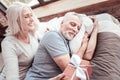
top-left (24, 16), bottom-right (28, 18)
top-left (24, 14), bottom-right (33, 18)
top-left (24, 15), bottom-right (28, 18)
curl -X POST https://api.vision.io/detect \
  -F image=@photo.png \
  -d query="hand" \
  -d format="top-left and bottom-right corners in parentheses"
top-left (89, 15), bottom-right (96, 23)
top-left (92, 17), bottom-right (98, 32)
top-left (89, 16), bottom-right (98, 37)
top-left (49, 73), bottom-right (65, 80)
top-left (89, 16), bottom-right (98, 35)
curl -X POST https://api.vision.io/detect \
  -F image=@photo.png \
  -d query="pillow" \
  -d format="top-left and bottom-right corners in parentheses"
top-left (90, 32), bottom-right (120, 80)
top-left (90, 13), bottom-right (120, 80)
top-left (96, 13), bottom-right (120, 36)
top-left (35, 17), bottom-right (62, 40)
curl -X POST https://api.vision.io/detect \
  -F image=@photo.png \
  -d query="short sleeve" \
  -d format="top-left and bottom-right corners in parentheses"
top-left (42, 31), bottom-right (69, 58)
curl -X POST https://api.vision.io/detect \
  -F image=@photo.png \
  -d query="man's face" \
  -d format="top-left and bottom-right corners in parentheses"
top-left (61, 15), bottom-right (82, 40)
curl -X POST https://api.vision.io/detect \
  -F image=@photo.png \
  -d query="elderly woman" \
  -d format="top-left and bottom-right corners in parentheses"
top-left (0, 2), bottom-right (64, 80)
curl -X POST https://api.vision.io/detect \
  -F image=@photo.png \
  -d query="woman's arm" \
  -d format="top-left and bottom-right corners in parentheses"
top-left (83, 17), bottom-right (98, 60)
top-left (1, 40), bottom-right (19, 80)
top-left (76, 32), bottom-right (89, 58)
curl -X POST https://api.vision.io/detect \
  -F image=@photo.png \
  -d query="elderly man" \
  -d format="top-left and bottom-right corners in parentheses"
top-left (25, 12), bottom-right (97, 80)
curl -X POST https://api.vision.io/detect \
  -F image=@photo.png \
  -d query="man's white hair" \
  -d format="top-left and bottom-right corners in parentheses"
top-left (63, 12), bottom-right (82, 23)
top-left (5, 2), bottom-right (39, 36)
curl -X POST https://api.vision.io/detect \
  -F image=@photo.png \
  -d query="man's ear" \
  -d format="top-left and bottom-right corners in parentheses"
top-left (61, 21), bottom-right (63, 24)
top-left (60, 21), bottom-right (64, 28)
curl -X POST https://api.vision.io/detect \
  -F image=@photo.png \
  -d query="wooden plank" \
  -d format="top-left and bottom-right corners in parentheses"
top-left (38, 0), bottom-right (120, 22)
top-left (33, 0), bottom-right (109, 18)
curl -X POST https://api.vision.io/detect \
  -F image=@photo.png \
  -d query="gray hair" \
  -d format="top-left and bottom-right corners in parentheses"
top-left (5, 2), bottom-right (39, 36)
top-left (63, 12), bottom-right (82, 23)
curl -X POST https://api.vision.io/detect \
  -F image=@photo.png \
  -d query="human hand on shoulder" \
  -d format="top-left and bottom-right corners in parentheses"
top-left (90, 16), bottom-right (98, 34)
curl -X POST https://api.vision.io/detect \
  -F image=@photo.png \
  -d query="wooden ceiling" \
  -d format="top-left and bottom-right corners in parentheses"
top-left (34, 0), bottom-right (120, 22)
top-left (0, 2), bottom-right (7, 14)
top-left (32, 0), bottom-right (59, 9)
top-left (0, 0), bottom-right (120, 22)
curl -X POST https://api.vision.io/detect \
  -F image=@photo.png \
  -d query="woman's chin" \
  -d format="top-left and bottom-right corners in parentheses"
top-left (29, 26), bottom-right (35, 30)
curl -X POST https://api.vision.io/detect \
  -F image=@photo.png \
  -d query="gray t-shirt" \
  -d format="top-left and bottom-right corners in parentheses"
top-left (25, 31), bottom-right (70, 80)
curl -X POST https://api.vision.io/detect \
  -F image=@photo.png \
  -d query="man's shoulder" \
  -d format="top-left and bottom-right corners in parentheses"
top-left (46, 30), bottom-right (59, 35)
top-left (43, 31), bottom-right (61, 39)
top-left (41, 31), bottom-right (63, 43)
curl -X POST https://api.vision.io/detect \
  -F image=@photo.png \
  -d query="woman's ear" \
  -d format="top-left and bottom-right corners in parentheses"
top-left (17, 17), bottom-right (20, 27)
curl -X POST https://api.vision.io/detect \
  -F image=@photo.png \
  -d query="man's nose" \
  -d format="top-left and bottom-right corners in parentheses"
top-left (73, 26), bottom-right (79, 33)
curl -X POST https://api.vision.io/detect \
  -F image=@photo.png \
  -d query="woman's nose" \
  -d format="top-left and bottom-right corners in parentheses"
top-left (30, 17), bottom-right (34, 22)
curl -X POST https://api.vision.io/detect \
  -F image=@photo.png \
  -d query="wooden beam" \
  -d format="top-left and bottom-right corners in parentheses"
top-left (0, 2), bottom-right (7, 14)
top-left (36, 0), bottom-right (120, 22)
top-left (33, 0), bottom-right (109, 18)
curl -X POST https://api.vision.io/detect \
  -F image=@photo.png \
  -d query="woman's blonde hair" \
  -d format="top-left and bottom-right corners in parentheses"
top-left (5, 2), bottom-right (40, 36)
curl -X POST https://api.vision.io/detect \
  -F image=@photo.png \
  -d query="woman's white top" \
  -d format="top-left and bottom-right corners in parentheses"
top-left (0, 34), bottom-right (39, 80)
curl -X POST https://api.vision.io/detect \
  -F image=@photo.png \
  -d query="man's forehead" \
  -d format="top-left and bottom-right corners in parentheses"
top-left (70, 15), bottom-right (81, 22)
top-left (69, 16), bottom-right (81, 23)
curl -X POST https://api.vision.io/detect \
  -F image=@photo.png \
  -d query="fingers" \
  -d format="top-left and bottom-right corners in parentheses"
top-left (89, 16), bottom-right (98, 33)
top-left (93, 19), bottom-right (98, 27)
top-left (89, 15), bottom-right (96, 22)
top-left (89, 16), bottom-right (98, 25)
top-left (45, 28), bottom-right (50, 32)
top-left (88, 16), bottom-right (98, 34)
top-left (92, 19), bottom-right (98, 33)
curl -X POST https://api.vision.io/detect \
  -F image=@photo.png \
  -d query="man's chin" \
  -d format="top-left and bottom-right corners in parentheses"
top-left (67, 37), bottom-right (74, 41)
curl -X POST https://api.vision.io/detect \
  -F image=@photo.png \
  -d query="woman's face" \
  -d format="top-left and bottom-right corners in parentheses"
top-left (18, 7), bottom-right (35, 32)
top-left (0, 12), bottom-right (8, 27)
